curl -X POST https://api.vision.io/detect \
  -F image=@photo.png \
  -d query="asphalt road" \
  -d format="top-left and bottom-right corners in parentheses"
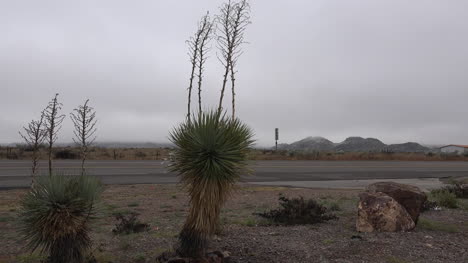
top-left (1, 160), bottom-right (468, 188)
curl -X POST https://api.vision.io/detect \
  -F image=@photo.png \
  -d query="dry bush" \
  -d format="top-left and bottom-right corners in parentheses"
top-left (255, 196), bottom-right (337, 225)
top-left (249, 149), bottom-right (468, 161)
top-left (112, 212), bottom-right (150, 235)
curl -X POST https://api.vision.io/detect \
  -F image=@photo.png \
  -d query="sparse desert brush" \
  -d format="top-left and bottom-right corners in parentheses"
top-left (255, 196), bottom-right (337, 225)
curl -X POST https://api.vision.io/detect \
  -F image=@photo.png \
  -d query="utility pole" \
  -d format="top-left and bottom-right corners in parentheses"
top-left (275, 128), bottom-right (279, 151)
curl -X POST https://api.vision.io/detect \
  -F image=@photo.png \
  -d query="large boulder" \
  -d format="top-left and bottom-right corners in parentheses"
top-left (366, 182), bottom-right (427, 223)
top-left (357, 192), bottom-right (415, 232)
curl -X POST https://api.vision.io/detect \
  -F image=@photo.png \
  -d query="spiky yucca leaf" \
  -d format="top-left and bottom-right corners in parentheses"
top-left (169, 111), bottom-right (254, 257)
top-left (18, 175), bottom-right (102, 263)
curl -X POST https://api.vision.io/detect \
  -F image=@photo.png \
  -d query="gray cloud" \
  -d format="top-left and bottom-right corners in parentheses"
top-left (1, 0), bottom-right (468, 147)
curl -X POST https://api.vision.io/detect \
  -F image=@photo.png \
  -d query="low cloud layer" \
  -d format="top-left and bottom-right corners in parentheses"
top-left (1, 0), bottom-right (467, 147)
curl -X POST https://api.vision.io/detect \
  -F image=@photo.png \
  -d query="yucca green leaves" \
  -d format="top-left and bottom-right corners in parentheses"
top-left (170, 111), bottom-right (254, 184)
top-left (169, 111), bottom-right (254, 257)
top-left (18, 174), bottom-right (102, 263)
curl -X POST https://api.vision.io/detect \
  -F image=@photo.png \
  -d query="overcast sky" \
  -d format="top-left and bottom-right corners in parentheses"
top-left (1, 0), bottom-right (468, 147)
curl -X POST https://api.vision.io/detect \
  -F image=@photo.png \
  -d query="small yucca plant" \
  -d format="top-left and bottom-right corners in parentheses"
top-left (18, 174), bottom-right (102, 263)
top-left (170, 111), bottom-right (254, 257)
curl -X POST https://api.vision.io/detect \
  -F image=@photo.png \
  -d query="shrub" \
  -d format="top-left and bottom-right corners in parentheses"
top-left (54, 149), bottom-right (79, 159)
top-left (444, 182), bottom-right (468, 198)
top-left (135, 151), bottom-right (147, 158)
top-left (255, 196), bottom-right (337, 225)
top-left (430, 189), bottom-right (458, 208)
top-left (112, 212), bottom-right (149, 235)
top-left (18, 175), bottom-right (102, 263)
top-left (432, 181), bottom-right (468, 199)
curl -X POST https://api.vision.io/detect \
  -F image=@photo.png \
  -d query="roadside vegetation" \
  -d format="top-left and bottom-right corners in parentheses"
top-left (426, 178), bottom-right (468, 209)
top-left (250, 149), bottom-right (468, 161)
top-left (3, 147), bottom-right (468, 162)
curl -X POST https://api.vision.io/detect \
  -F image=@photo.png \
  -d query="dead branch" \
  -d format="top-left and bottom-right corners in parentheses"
top-left (70, 99), bottom-right (97, 175)
top-left (216, 0), bottom-right (251, 117)
top-left (43, 93), bottom-right (65, 176)
top-left (186, 16), bottom-right (206, 122)
top-left (19, 112), bottom-right (47, 185)
top-left (196, 13), bottom-right (214, 114)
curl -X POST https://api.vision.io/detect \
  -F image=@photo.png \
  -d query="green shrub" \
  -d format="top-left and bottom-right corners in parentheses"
top-left (430, 189), bottom-right (458, 208)
top-left (18, 175), bottom-right (102, 263)
top-left (255, 196), bottom-right (337, 225)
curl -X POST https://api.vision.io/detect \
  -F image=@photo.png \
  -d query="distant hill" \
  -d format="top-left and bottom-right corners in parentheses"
top-left (385, 142), bottom-right (429, 153)
top-left (277, 136), bottom-right (430, 153)
top-left (280, 136), bottom-right (334, 151)
top-left (335, 137), bottom-right (386, 152)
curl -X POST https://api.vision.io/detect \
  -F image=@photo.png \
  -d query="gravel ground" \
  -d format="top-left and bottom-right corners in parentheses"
top-left (0, 184), bottom-right (467, 263)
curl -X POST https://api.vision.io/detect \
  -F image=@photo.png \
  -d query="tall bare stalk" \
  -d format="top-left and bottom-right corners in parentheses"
top-left (197, 14), bottom-right (213, 114)
top-left (187, 18), bottom-right (205, 122)
top-left (216, 0), bottom-right (250, 117)
top-left (19, 113), bottom-right (47, 186)
top-left (70, 99), bottom-right (97, 175)
top-left (43, 93), bottom-right (65, 176)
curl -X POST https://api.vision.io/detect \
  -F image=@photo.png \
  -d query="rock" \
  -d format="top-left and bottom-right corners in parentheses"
top-left (366, 182), bottom-right (427, 223)
top-left (357, 192), bottom-right (415, 232)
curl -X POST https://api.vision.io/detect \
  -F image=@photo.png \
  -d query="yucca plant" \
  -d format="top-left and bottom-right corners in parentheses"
top-left (169, 111), bottom-right (254, 257)
top-left (18, 174), bottom-right (102, 263)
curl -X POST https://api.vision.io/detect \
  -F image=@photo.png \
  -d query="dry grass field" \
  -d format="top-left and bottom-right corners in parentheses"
top-left (1, 146), bottom-right (468, 162)
top-left (1, 184), bottom-right (467, 263)
top-left (0, 147), bottom-right (172, 161)
top-left (249, 149), bottom-right (468, 161)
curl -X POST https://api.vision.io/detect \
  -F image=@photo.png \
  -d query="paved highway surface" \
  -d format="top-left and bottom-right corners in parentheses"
top-left (1, 160), bottom-right (468, 188)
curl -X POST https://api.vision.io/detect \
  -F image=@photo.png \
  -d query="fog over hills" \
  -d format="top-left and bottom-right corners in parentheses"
top-left (277, 136), bottom-right (430, 153)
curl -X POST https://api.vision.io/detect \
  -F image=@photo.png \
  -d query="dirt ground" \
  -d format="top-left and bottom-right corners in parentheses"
top-left (0, 184), bottom-right (467, 263)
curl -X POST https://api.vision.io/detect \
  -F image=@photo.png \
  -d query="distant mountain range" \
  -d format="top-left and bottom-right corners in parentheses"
top-left (277, 136), bottom-right (431, 153)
